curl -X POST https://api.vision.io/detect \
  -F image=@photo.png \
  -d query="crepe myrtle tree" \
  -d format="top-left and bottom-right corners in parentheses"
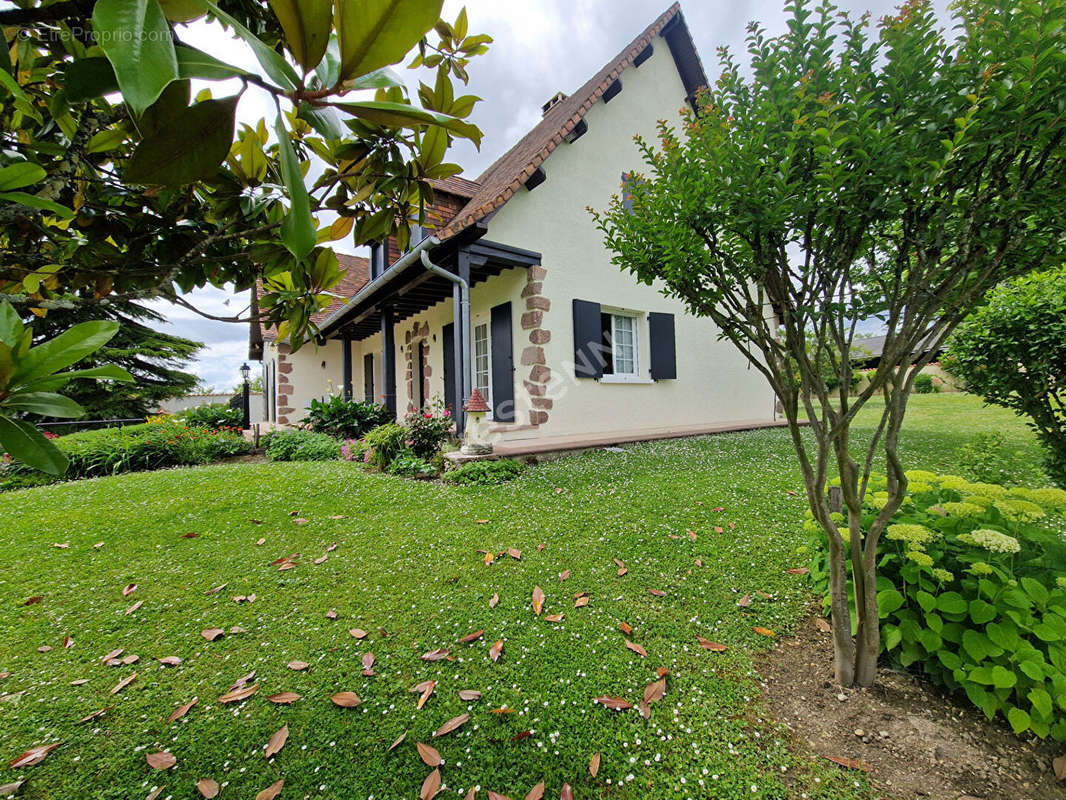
top-left (0, 0), bottom-right (489, 348)
top-left (595, 0), bottom-right (1066, 686)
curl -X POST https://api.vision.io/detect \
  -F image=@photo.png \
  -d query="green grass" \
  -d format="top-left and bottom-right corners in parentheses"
top-left (0, 394), bottom-right (1043, 800)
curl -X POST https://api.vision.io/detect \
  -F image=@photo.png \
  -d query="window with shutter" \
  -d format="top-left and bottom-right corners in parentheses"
top-left (648, 312), bottom-right (677, 380)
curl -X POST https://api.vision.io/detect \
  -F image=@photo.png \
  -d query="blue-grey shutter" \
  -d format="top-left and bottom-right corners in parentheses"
top-left (573, 299), bottom-right (604, 378)
top-left (363, 353), bottom-right (374, 403)
top-left (442, 322), bottom-right (456, 417)
top-left (648, 312), bottom-right (676, 380)
top-left (490, 302), bottom-right (514, 422)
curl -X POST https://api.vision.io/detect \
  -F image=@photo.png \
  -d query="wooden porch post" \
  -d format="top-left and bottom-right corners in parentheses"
top-left (381, 305), bottom-right (397, 416)
top-left (341, 331), bottom-right (353, 401)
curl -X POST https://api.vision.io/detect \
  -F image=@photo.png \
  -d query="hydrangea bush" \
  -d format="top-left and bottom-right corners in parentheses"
top-left (806, 472), bottom-right (1066, 740)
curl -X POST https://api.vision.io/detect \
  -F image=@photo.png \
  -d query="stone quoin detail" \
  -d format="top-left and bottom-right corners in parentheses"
top-left (520, 266), bottom-right (553, 427)
top-left (275, 343), bottom-right (294, 425)
top-left (403, 320), bottom-right (431, 413)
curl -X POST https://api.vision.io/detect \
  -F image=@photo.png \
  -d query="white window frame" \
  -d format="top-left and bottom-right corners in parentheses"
top-left (600, 310), bottom-right (652, 384)
top-left (473, 321), bottom-right (494, 419)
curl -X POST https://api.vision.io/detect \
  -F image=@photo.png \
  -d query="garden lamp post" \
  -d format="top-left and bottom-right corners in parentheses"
top-left (240, 362), bottom-right (251, 431)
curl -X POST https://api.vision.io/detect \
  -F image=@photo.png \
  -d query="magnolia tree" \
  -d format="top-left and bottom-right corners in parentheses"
top-left (596, 0), bottom-right (1066, 686)
top-left (0, 0), bottom-right (488, 346)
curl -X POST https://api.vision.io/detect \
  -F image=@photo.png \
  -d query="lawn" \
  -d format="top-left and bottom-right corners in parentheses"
top-left (0, 394), bottom-right (1045, 800)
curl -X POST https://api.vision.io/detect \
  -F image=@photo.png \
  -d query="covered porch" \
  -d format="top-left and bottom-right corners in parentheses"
top-left (315, 227), bottom-right (541, 435)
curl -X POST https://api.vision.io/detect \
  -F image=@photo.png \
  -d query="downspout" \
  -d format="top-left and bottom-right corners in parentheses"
top-left (420, 247), bottom-right (471, 433)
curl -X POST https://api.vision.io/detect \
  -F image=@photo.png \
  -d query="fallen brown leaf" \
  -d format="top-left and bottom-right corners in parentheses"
top-left (167, 696), bottom-right (197, 723)
top-left (412, 679), bottom-right (437, 709)
top-left (814, 617), bottom-right (832, 633)
top-left (124, 600), bottom-right (143, 616)
top-left (325, 609), bottom-right (337, 619)
top-left (314, 555), bottom-right (328, 565)
top-left (421, 648), bottom-right (450, 662)
top-left (737, 595), bottom-right (752, 608)
top-left (593, 696), bottom-right (632, 711)
top-left (229, 670), bottom-right (256, 690)
top-left (99, 647), bottom-right (124, 663)
top-left (421, 767), bottom-right (442, 800)
top-left (489, 593), bottom-right (499, 609)
top-left (625, 639), bottom-right (647, 658)
top-left (697, 637), bottom-right (728, 652)
top-left (145, 751), bottom-right (176, 770)
top-left (255, 779), bottom-right (284, 800)
top-left (122, 584), bottom-right (137, 597)
top-left (507, 547), bottom-right (521, 560)
top-left (524, 782), bottom-right (545, 800)
top-left (0, 781), bottom-right (25, 796)
top-left (256, 537), bottom-right (266, 546)
top-left (267, 692), bottom-right (301, 704)
top-left (218, 685), bottom-right (258, 704)
top-left (619, 621), bottom-right (633, 635)
top-left (648, 588), bottom-right (666, 597)
top-left (349, 628), bottom-right (367, 639)
top-left (79, 708), bottom-right (108, 723)
top-left (822, 755), bottom-right (870, 771)
top-left (532, 585), bottom-right (545, 616)
top-left (37, 645), bottom-right (51, 653)
top-left (561, 783), bottom-right (573, 800)
top-left (544, 614), bottom-right (564, 622)
top-left (62, 636), bottom-right (74, 648)
top-left (109, 673), bottom-right (136, 695)
top-left (293, 518), bottom-right (308, 525)
top-left (388, 731), bottom-right (407, 752)
top-left (687, 529), bottom-right (698, 541)
top-left (9, 743), bottom-right (60, 769)
top-left (158, 656), bottom-right (182, 666)
top-left (196, 778), bottom-right (220, 798)
top-left (753, 626), bottom-right (776, 637)
top-left (331, 691), bottom-right (362, 707)
top-left (417, 741), bottom-right (442, 767)
top-left (362, 651), bottom-right (375, 672)
top-left (558, 570), bottom-right (570, 582)
top-left (433, 713), bottom-right (470, 738)
top-left (589, 752), bottom-right (601, 777)
top-left (459, 630), bottom-right (485, 644)
top-left (121, 654), bottom-right (138, 665)
top-left (490, 707), bottom-right (517, 714)
top-left (489, 639), bottom-right (503, 662)
top-left (24, 596), bottom-right (42, 606)
top-left (287, 660), bottom-right (309, 671)
top-left (1053, 754), bottom-right (1066, 781)
top-left (487, 792), bottom-right (511, 800)
top-left (201, 628), bottom-right (224, 641)
top-left (325, 541), bottom-right (339, 552)
top-left (264, 723), bottom-right (288, 758)
top-left (458, 689), bottom-right (482, 701)
top-left (574, 595), bottom-right (589, 608)
top-left (182, 532), bottom-right (199, 539)
top-left (788, 567), bottom-right (810, 575)
top-left (204, 584), bottom-right (226, 595)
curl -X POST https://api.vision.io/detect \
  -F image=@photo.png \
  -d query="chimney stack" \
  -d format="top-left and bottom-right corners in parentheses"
top-left (541, 91), bottom-right (568, 117)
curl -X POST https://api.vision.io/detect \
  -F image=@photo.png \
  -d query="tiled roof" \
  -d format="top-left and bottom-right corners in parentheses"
top-left (440, 3), bottom-right (688, 239)
top-left (427, 176), bottom-right (482, 198)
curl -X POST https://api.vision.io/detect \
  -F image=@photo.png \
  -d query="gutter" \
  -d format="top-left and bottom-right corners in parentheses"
top-left (316, 234), bottom-right (442, 339)
top-left (420, 249), bottom-right (471, 426)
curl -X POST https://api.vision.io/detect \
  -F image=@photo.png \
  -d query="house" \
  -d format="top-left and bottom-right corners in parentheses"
top-left (256, 4), bottom-right (781, 456)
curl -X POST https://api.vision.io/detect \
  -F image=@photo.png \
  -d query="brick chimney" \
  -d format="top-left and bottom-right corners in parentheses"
top-left (541, 91), bottom-right (568, 117)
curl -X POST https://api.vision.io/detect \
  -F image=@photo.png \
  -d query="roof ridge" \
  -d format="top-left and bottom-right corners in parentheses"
top-left (441, 3), bottom-right (687, 238)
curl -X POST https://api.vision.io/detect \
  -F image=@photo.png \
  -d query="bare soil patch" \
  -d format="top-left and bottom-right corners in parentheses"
top-left (759, 612), bottom-right (1066, 800)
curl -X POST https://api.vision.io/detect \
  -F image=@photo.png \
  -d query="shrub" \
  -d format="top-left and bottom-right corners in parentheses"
top-left (363, 423), bottom-right (408, 471)
top-left (0, 422), bottom-right (249, 488)
top-left (956, 432), bottom-right (1046, 487)
top-left (182, 403), bottom-right (243, 428)
top-left (403, 401), bottom-right (454, 459)
top-left (302, 395), bottom-right (393, 440)
top-left (264, 430), bottom-right (342, 462)
top-left (914, 374), bottom-right (936, 394)
top-left (387, 453), bottom-right (437, 478)
top-left (443, 459), bottom-right (523, 486)
top-left (340, 439), bottom-right (367, 462)
top-left (944, 266), bottom-right (1066, 487)
top-left (807, 473), bottom-right (1066, 741)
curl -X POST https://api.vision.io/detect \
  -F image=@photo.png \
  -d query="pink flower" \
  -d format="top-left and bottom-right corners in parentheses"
top-left (362, 450), bottom-right (372, 463)
top-left (442, 409), bottom-right (451, 417)
top-left (424, 412), bottom-right (432, 418)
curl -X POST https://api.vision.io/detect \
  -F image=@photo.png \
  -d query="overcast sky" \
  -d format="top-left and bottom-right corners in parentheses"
top-left (150, 0), bottom-right (952, 390)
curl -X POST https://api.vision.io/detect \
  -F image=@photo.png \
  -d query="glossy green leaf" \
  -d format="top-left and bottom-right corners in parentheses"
top-left (0, 192), bottom-right (74, 219)
top-left (175, 45), bottom-right (248, 81)
top-left (338, 100), bottom-right (481, 144)
top-left (126, 96), bottom-right (238, 185)
top-left (202, 1), bottom-right (300, 91)
top-left (1007, 707), bottom-right (1031, 734)
top-left (93, 0), bottom-right (180, 115)
top-left (0, 163), bottom-right (46, 191)
top-left (0, 302), bottom-right (22, 348)
top-left (877, 588), bottom-right (904, 617)
top-left (86, 127), bottom-right (129, 154)
top-left (0, 415), bottom-right (68, 475)
top-left (63, 57), bottom-right (119, 101)
top-left (21, 365), bottom-right (134, 393)
top-left (275, 115), bottom-right (316, 260)
top-left (269, 0), bottom-right (332, 72)
top-left (334, 0), bottom-right (443, 82)
top-left (12, 321), bottom-right (120, 385)
top-left (3, 391), bottom-right (85, 418)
